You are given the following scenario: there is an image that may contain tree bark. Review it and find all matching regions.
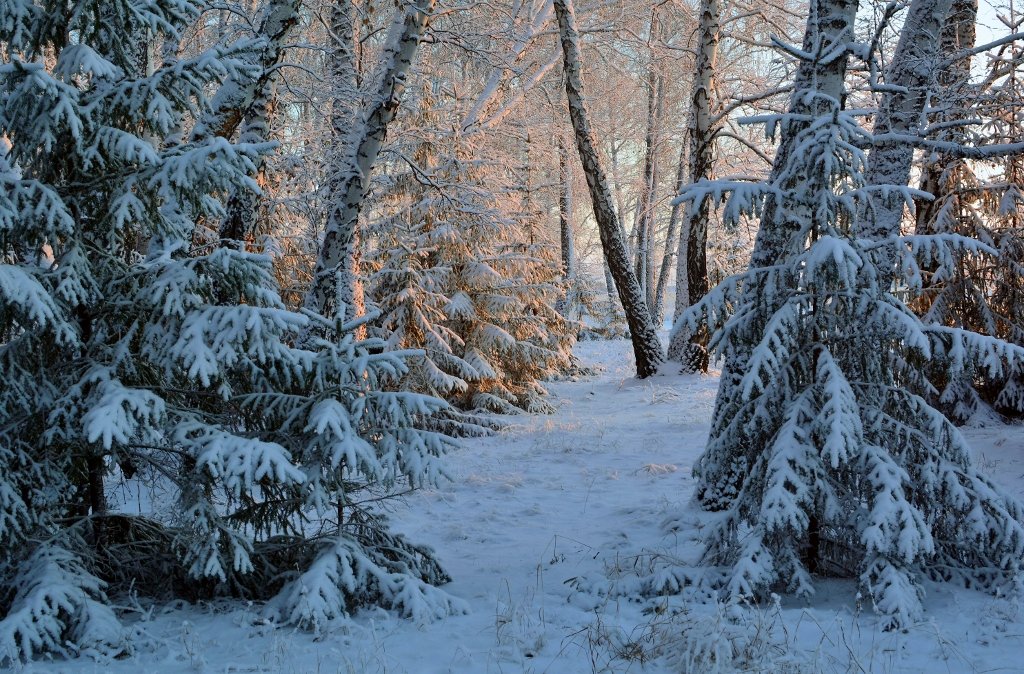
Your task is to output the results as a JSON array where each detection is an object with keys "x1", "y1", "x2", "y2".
[
  {"x1": 219, "y1": 80, "x2": 276, "y2": 245},
  {"x1": 604, "y1": 262, "x2": 617, "y2": 305},
  {"x1": 744, "y1": 0, "x2": 859, "y2": 270},
  {"x1": 914, "y1": 0, "x2": 978, "y2": 236},
  {"x1": 634, "y1": 13, "x2": 665, "y2": 317},
  {"x1": 553, "y1": 0, "x2": 663, "y2": 378},
  {"x1": 303, "y1": 0, "x2": 435, "y2": 322},
  {"x1": 558, "y1": 135, "x2": 576, "y2": 278},
  {"x1": 653, "y1": 142, "x2": 687, "y2": 327}
]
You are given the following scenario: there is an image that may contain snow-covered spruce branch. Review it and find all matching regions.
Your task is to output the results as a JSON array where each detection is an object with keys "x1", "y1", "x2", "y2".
[
  {"x1": 190, "y1": 0, "x2": 302, "y2": 144},
  {"x1": 868, "y1": 133, "x2": 1024, "y2": 159},
  {"x1": 0, "y1": 2, "x2": 464, "y2": 661}
]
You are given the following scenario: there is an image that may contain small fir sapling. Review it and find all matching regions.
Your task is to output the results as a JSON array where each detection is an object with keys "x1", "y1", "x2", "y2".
[{"x1": 367, "y1": 88, "x2": 575, "y2": 414}]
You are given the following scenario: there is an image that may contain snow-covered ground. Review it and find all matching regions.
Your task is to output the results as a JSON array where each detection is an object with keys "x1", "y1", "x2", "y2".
[{"x1": 24, "y1": 339, "x2": 1024, "y2": 673}]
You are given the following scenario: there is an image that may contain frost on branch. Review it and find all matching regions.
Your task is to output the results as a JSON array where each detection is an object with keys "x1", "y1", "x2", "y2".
[{"x1": 268, "y1": 532, "x2": 467, "y2": 631}]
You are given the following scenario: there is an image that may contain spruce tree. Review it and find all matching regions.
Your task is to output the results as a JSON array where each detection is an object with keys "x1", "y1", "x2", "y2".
[
  {"x1": 0, "y1": 1, "x2": 460, "y2": 661},
  {"x1": 368, "y1": 90, "x2": 575, "y2": 414},
  {"x1": 682, "y1": 29, "x2": 1024, "y2": 627}
]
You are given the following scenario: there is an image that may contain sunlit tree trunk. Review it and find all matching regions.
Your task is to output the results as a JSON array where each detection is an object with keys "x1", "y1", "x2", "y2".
[
  {"x1": 653, "y1": 142, "x2": 687, "y2": 327},
  {"x1": 634, "y1": 12, "x2": 665, "y2": 316},
  {"x1": 914, "y1": 0, "x2": 978, "y2": 236},
  {"x1": 190, "y1": 0, "x2": 301, "y2": 144},
  {"x1": 219, "y1": 80, "x2": 276, "y2": 245},
  {"x1": 858, "y1": 0, "x2": 956, "y2": 243},
  {"x1": 558, "y1": 135, "x2": 576, "y2": 278}
]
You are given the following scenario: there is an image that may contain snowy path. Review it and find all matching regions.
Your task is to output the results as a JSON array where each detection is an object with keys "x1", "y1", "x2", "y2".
[
  {"x1": 25, "y1": 339, "x2": 1024, "y2": 673},
  {"x1": 379, "y1": 339, "x2": 719, "y2": 672}
]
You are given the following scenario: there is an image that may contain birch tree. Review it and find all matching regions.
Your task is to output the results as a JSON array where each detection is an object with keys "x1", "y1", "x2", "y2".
[
  {"x1": 304, "y1": 0, "x2": 435, "y2": 323},
  {"x1": 554, "y1": 0, "x2": 664, "y2": 378},
  {"x1": 219, "y1": 79, "x2": 278, "y2": 244},
  {"x1": 653, "y1": 143, "x2": 687, "y2": 327},
  {"x1": 913, "y1": 0, "x2": 978, "y2": 238},
  {"x1": 190, "y1": 0, "x2": 302, "y2": 144},
  {"x1": 910, "y1": 2, "x2": 1024, "y2": 421},
  {"x1": 857, "y1": 0, "x2": 955, "y2": 244},
  {"x1": 633, "y1": 11, "x2": 666, "y2": 316},
  {"x1": 559, "y1": 135, "x2": 577, "y2": 279},
  {"x1": 667, "y1": 0, "x2": 722, "y2": 370}
]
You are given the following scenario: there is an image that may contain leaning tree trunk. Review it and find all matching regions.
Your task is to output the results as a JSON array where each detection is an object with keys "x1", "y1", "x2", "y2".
[
  {"x1": 190, "y1": 0, "x2": 301, "y2": 144},
  {"x1": 697, "y1": 0, "x2": 860, "y2": 509},
  {"x1": 553, "y1": 0, "x2": 663, "y2": 378},
  {"x1": 857, "y1": 0, "x2": 956, "y2": 244},
  {"x1": 667, "y1": 0, "x2": 722, "y2": 371},
  {"x1": 303, "y1": 0, "x2": 434, "y2": 323},
  {"x1": 461, "y1": 0, "x2": 555, "y2": 133},
  {"x1": 196, "y1": 0, "x2": 301, "y2": 249}
]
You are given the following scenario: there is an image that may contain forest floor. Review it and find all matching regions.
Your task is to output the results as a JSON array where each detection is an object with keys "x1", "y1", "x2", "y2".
[{"x1": 25, "y1": 338, "x2": 1024, "y2": 673}]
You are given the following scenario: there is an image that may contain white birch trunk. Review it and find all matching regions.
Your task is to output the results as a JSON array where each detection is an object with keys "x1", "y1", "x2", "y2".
[
  {"x1": 215, "y1": 1, "x2": 305, "y2": 245},
  {"x1": 914, "y1": 0, "x2": 978, "y2": 235},
  {"x1": 553, "y1": 0, "x2": 663, "y2": 378},
  {"x1": 219, "y1": 80, "x2": 276, "y2": 244},
  {"x1": 303, "y1": 0, "x2": 435, "y2": 322},
  {"x1": 745, "y1": 0, "x2": 859, "y2": 268},
  {"x1": 667, "y1": 0, "x2": 721, "y2": 368},
  {"x1": 558, "y1": 135, "x2": 576, "y2": 278},
  {"x1": 652, "y1": 142, "x2": 687, "y2": 328},
  {"x1": 858, "y1": 0, "x2": 956, "y2": 242},
  {"x1": 633, "y1": 27, "x2": 664, "y2": 318}
]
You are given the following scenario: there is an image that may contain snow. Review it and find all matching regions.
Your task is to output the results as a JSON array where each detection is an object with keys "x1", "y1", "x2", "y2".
[{"x1": 23, "y1": 337, "x2": 1024, "y2": 673}]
